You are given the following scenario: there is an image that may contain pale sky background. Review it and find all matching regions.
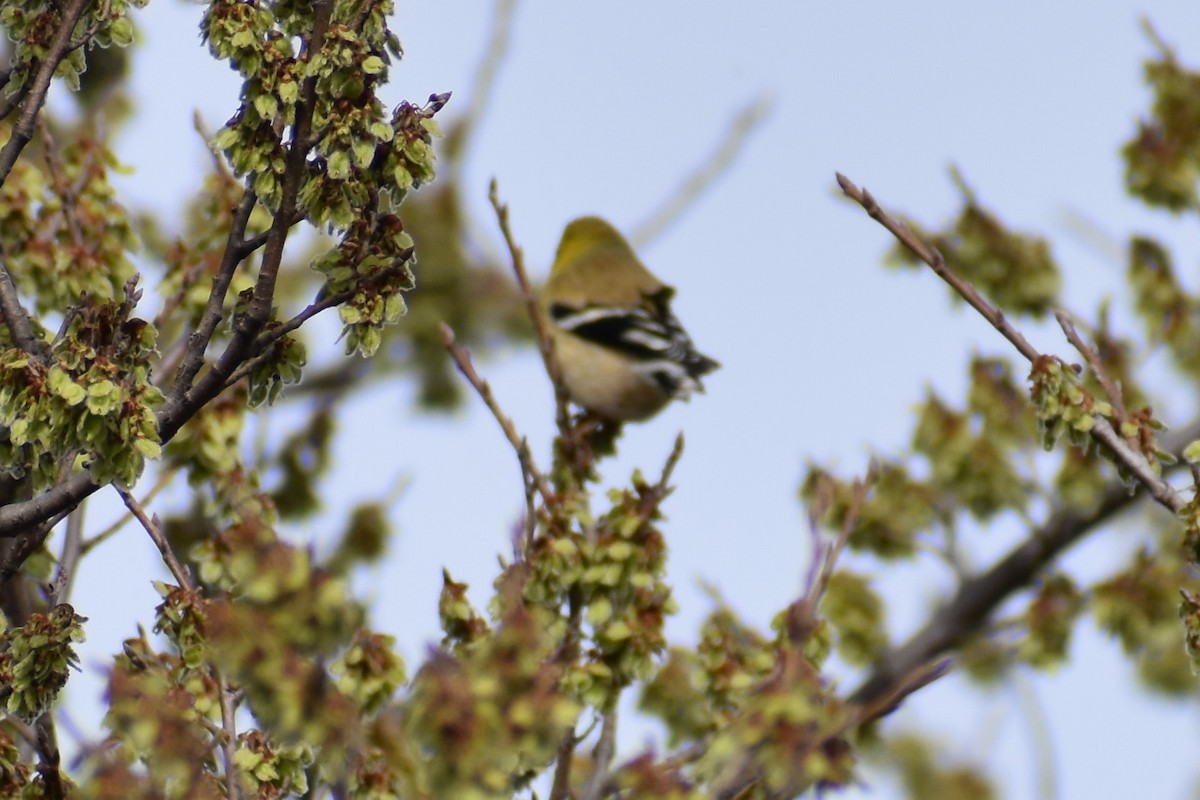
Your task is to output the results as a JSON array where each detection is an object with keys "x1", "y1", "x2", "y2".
[{"x1": 53, "y1": 3, "x2": 1200, "y2": 797}]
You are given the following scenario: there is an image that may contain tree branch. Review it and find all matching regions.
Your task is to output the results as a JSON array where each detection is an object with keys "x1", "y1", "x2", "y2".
[
  {"x1": 0, "y1": 0, "x2": 93, "y2": 186},
  {"x1": 0, "y1": 493, "x2": 74, "y2": 548},
  {"x1": 116, "y1": 487, "x2": 192, "y2": 589},
  {"x1": 850, "y1": 418, "x2": 1200, "y2": 710},
  {"x1": 836, "y1": 173, "x2": 1040, "y2": 361},
  {"x1": 581, "y1": 710, "x2": 618, "y2": 800},
  {"x1": 0, "y1": 66, "x2": 30, "y2": 121},
  {"x1": 0, "y1": 248, "x2": 45, "y2": 356},
  {"x1": 115, "y1": 485, "x2": 241, "y2": 798},
  {"x1": 34, "y1": 713, "x2": 64, "y2": 800},
  {"x1": 169, "y1": 189, "x2": 260, "y2": 402},
  {"x1": 1055, "y1": 310, "x2": 1130, "y2": 427},
  {"x1": 161, "y1": 1, "x2": 333, "y2": 440},
  {"x1": 837, "y1": 170, "x2": 1198, "y2": 712},
  {"x1": 630, "y1": 96, "x2": 772, "y2": 248},
  {"x1": 488, "y1": 180, "x2": 571, "y2": 433},
  {"x1": 440, "y1": 322, "x2": 555, "y2": 509},
  {"x1": 835, "y1": 172, "x2": 1185, "y2": 514},
  {"x1": 1, "y1": 4, "x2": 343, "y2": 540}
]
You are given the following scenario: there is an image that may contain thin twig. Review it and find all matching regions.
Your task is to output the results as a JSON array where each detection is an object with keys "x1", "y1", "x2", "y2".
[
  {"x1": 581, "y1": 710, "x2": 618, "y2": 800},
  {"x1": 1054, "y1": 309, "x2": 1130, "y2": 427},
  {"x1": 117, "y1": 484, "x2": 241, "y2": 797},
  {"x1": 115, "y1": 487, "x2": 193, "y2": 590},
  {"x1": 655, "y1": 434, "x2": 686, "y2": 494},
  {"x1": 518, "y1": 439, "x2": 538, "y2": 556},
  {"x1": 236, "y1": 208, "x2": 306, "y2": 258},
  {"x1": 216, "y1": 666, "x2": 242, "y2": 800},
  {"x1": 49, "y1": 503, "x2": 85, "y2": 606},
  {"x1": 849, "y1": 657, "x2": 953, "y2": 728},
  {"x1": 836, "y1": 172, "x2": 1185, "y2": 515},
  {"x1": 81, "y1": 467, "x2": 176, "y2": 555},
  {"x1": 458, "y1": 0, "x2": 518, "y2": 157},
  {"x1": 634, "y1": 433, "x2": 686, "y2": 528},
  {"x1": 170, "y1": 190, "x2": 260, "y2": 401},
  {"x1": 0, "y1": 249, "x2": 44, "y2": 356},
  {"x1": 37, "y1": 117, "x2": 83, "y2": 248},
  {"x1": 440, "y1": 322, "x2": 555, "y2": 509},
  {"x1": 786, "y1": 463, "x2": 875, "y2": 645},
  {"x1": 488, "y1": 180, "x2": 571, "y2": 433},
  {"x1": 836, "y1": 172, "x2": 1040, "y2": 363},
  {"x1": 34, "y1": 714, "x2": 64, "y2": 800},
  {"x1": 806, "y1": 461, "x2": 875, "y2": 608},
  {"x1": 115, "y1": 486, "x2": 241, "y2": 798},
  {"x1": 220, "y1": 252, "x2": 415, "y2": 393},
  {"x1": 630, "y1": 97, "x2": 773, "y2": 248},
  {"x1": 548, "y1": 584, "x2": 586, "y2": 800},
  {"x1": 713, "y1": 652, "x2": 951, "y2": 800},
  {"x1": 548, "y1": 726, "x2": 579, "y2": 800}
]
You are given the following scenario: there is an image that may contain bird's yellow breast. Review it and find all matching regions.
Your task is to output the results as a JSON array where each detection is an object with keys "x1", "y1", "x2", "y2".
[{"x1": 549, "y1": 327, "x2": 670, "y2": 421}]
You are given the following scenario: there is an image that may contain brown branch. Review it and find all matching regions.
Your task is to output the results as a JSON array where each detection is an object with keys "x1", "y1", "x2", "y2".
[
  {"x1": 34, "y1": 714, "x2": 64, "y2": 800},
  {"x1": 0, "y1": 509, "x2": 69, "y2": 572},
  {"x1": 216, "y1": 666, "x2": 242, "y2": 800},
  {"x1": 0, "y1": 248, "x2": 44, "y2": 356},
  {"x1": 836, "y1": 172, "x2": 1185, "y2": 515},
  {"x1": 81, "y1": 467, "x2": 176, "y2": 555},
  {"x1": 0, "y1": 66, "x2": 30, "y2": 121},
  {"x1": 166, "y1": 0, "x2": 333, "y2": 428},
  {"x1": 488, "y1": 180, "x2": 571, "y2": 433},
  {"x1": 220, "y1": 251, "x2": 416, "y2": 393},
  {"x1": 633, "y1": 433, "x2": 685, "y2": 529},
  {"x1": 170, "y1": 190, "x2": 260, "y2": 402},
  {"x1": 786, "y1": 464, "x2": 875, "y2": 646},
  {"x1": 37, "y1": 117, "x2": 84, "y2": 248},
  {"x1": 1054, "y1": 309, "x2": 1129, "y2": 427},
  {"x1": 114, "y1": 490, "x2": 241, "y2": 798},
  {"x1": 548, "y1": 725, "x2": 579, "y2": 800},
  {"x1": 0, "y1": 5, "x2": 351, "y2": 542},
  {"x1": 0, "y1": 0, "x2": 92, "y2": 186},
  {"x1": 236, "y1": 208, "x2": 306, "y2": 257},
  {"x1": 806, "y1": 462, "x2": 874, "y2": 607},
  {"x1": 849, "y1": 658, "x2": 953, "y2": 727},
  {"x1": 458, "y1": 0, "x2": 518, "y2": 158},
  {"x1": 440, "y1": 322, "x2": 555, "y2": 509},
  {"x1": 849, "y1": 419, "x2": 1200, "y2": 710},
  {"x1": 581, "y1": 710, "x2": 619, "y2": 800},
  {"x1": 116, "y1": 487, "x2": 193, "y2": 590},
  {"x1": 48, "y1": 505, "x2": 85, "y2": 606},
  {"x1": 157, "y1": 208, "x2": 312, "y2": 393},
  {"x1": 835, "y1": 172, "x2": 1040, "y2": 363},
  {"x1": 836, "y1": 170, "x2": 1198, "y2": 716},
  {"x1": 629, "y1": 96, "x2": 773, "y2": 248},
  {"x1": 514, "y1": 439, "x2": 538, "y2": 558},
  {"x1": 549, "y1": 587, "x2": 587, "y2": 800},
  {"x1": 714, "y1": 656, "x2": 950, "y2": 800}
]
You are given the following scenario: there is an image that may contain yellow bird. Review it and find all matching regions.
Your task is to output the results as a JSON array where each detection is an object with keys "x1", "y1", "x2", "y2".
[{"x1": 542, "y1": 217, "x2": 719, "y2": 422}]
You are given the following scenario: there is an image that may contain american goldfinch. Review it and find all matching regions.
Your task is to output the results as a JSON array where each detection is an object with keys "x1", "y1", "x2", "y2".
[{"x1": 542, "y1": 216, "x2": 719, "y2": 422}]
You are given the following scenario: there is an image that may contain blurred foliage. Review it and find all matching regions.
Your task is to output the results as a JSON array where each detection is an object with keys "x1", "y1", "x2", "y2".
[
  {"x1": 1, "y1": 3, "x2": 1200, "y2": 800},
  {"x1": 877, "y1": 734, "x2": 995, "y2": 800},
  {"x1": 1122, "y1": 25, "x2": 1200, "y2": 211},
  {"x1": 887, "y1": 170, "x2": 1061, "y2": 317}
]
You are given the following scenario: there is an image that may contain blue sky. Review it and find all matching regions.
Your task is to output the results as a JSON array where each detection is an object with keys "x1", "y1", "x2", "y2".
[{"x1": 60, "y1": 3, "x2": 1200, "y2": 797}]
